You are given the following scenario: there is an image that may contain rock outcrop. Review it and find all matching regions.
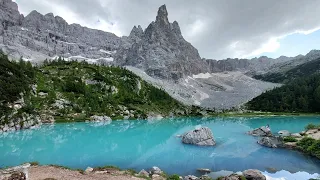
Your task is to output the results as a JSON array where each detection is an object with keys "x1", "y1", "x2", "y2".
[
  {"x1": 247, "y1": 126, "x2": 272, "y2": 137},
  {"x1": 182, "y1": 127, "x2": 215, "y2": 146},
  {"x1": 278, "y1": 130, "x2": 290, "y2": 137},
  {"x1": 242, "y1": 169, "x2": 266, "y2": 180},
  {"x1": 257, "y1": 136, "x2": 283, "y2": 148},
  {"x1": 89, "y1": 115, "x2": 112, "y2": 123},
  {"x1": 0, "y1": 113, "x2": 41, "y2": 133}
]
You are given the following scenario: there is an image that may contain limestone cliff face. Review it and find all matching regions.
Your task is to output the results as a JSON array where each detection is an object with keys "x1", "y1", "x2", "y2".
[
  {"x1": 0, "y1": 0, "x2": 120, "y2": 61},
  {"x1": 114, "y1": 5, "x2": 209, "y2": 80}
]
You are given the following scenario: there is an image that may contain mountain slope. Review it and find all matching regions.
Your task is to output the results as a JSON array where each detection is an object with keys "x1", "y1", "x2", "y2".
[
  {"x1": 247, "y1": 74, "x2": 320, "y2": 112},
  {"x1": 254, "y1": 56, "x2": 320, "y2": 83}
]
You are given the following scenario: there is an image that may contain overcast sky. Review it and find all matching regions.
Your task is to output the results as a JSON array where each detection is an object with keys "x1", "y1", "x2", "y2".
[{"x1": 14, "y1": 0, "x2": 320, "y2": 59}]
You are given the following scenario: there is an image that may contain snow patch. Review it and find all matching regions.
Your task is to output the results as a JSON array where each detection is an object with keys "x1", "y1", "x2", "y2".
[
  {"x1": 21, "y1": 27, "x2": 28, "y2": 31},
  {"x1": 193, "y1": 73, "x2": 212, "y2": 79},
  {"x1": 99, "y1": 49, "x2": 114, "y2": 54}
]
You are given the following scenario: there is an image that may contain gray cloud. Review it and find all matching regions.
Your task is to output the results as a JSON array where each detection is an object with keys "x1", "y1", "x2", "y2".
[{"x1": 15, "y1": 0, "x2": 320, "y2": 59}]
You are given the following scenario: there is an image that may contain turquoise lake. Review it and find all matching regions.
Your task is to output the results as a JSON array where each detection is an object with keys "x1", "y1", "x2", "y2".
[{"x1": 1, "y1": 116, "x2": 320, "y2": 178}]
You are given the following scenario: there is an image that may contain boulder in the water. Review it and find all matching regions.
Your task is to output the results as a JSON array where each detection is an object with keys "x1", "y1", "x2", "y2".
[
  {"x1": 182, "y1": 127, "x2": 216, "y2": 146},
  {"x1": 257, "y1": 136, "x2": 283, "y2": 148},
  {"x1": 247, "y1": 126, "x2": 272, "y2": 137},
  {"x1": 242, "y1": 169, "x2": 266, "y2": 180},
  {"x1": 278, "y1": 130, "x2": 290, "y2": 137}
]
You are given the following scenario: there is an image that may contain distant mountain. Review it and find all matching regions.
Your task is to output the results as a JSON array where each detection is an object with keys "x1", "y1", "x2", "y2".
[{"x1": 254, "y1": 53, "x2": 320, "y2": 83}]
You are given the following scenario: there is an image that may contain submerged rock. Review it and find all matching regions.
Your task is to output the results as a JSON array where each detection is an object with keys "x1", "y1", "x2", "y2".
[
  {"x1": 242, "y1": 169, "x2": 266, "y2": 180},
  {"x1": 247, "y1": 126, "x2": 272, "y2": 137},
  {"x1": 258, "y1": 136, "x2": 283, "y2": 148},
  {"x1": 182, "y1": 127, "x2": 215, "y2": 146},
  {"x1": 197, "y1": 168, "x2": 211, "y2": 173},
  {"x1": 278, "y1": 130, "x2": 290, "y2": 137}
]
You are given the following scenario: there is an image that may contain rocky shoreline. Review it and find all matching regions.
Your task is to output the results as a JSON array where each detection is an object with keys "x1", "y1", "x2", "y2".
[
  {"x1": 248, "y1": 125, "x2": 320, "y2": 159},
  {"x1": 0, "y1": 163, "x2": 267, "y2": 180}
]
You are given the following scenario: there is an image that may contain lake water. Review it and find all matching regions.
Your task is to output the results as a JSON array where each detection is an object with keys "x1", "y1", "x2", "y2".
[{"x1": 1, "y1": 116, "x2": 320, "y2": 179}]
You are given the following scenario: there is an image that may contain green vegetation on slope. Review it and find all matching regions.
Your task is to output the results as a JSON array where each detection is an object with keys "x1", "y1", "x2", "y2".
[
  {"x1": 1, "y1": 54, "x2": 195, "y2": 124},
  {"x1": 297, "y1": 137, "x2": 320, "y2": 159},
  {"x1": 0, "y1": 52, "x2": 36, "y2": 118},
  {"x1": 254, "y1": 57, "x2": 320, "y2": 83},
  {"x1": 32, "y1": 59, "x2": 188, "y2": 120},
  {"x1": 247, "y1": 74, "x2": 320, "y2": 113}
]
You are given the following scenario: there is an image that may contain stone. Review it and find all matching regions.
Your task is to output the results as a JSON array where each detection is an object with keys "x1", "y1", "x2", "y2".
[
  {"x1": 242, "y1": 169, "x2": 266, "y2": 180},
  {"x1": 306, "y1": 130, "x2": 320, "y2": 140},
  {"x1": 84, "y1": 167, "x2": 93, "y2": 174},
  {"x1": 90, "y1": 115, "x2": 112, "y2": 123},
  {"x1": 149, "y1": 166, "x2": 163, "y2": 175},
  {"x1": 291, "y1": 133, "x2": 302, "y2": 138},
  {"x1": 257, "y1": 136, "x2": 283, "y2": 148},
  {"x1": 152, "y1": 174, "x2": 160, "y2": 178},
  {"x1": 248, "y1": 126, "x2": 272, "y2": 137},
  {"x1": 182, "y1": 127, "x2": 215, "y2": 146},
  {"x1": 183, "y1": 175, "x2": 198, "y2": 180},
  {"x1": 52, "y1": 99, "x2": 71, "y2": 109},
  {"x1": 219, "y1": 174, "x2": 243, "y2": 180},
  {"x1": 38, "y1": 92, "x2": 48, "y2": 97},
  {"x1": 40, "y1": 114, "x2": 55, "y2": 123},
  {"x1": 278, "y1": 130, "x2": 290, "y2": 137},
  {"x1": 138, "y1": 169, "x2": 149, "y2": 177},
  {"x1": 284, "y1": 142, "x2": 297, "y2": 149},
  {"x1": 197, "y1": 168, "x2": 211, "y2": 173}
]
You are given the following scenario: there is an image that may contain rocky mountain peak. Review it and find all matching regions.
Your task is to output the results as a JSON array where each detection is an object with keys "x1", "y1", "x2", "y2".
[
  {"x1": 129, "y1": 25, "x2": 143, "y2": 37},
  {"x1": 0, "y1": 0, "x2": 18, "y2": 11},
  {"x1": 114, "y1": 4, "x2": 208, "y2": 80},
  {"x1": 156, "y1": 4, "x2": 169, "y2": 27}
]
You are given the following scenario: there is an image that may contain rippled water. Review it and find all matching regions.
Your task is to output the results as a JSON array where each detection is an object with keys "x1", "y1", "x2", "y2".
[{"x1": 1, "y1": 116, "x2": 320, "y2": 179}]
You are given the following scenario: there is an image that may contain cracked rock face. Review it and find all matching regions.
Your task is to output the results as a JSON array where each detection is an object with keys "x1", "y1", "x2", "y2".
[{"x1": 182, "y1": 127, "x2": 216, "y2": 146}]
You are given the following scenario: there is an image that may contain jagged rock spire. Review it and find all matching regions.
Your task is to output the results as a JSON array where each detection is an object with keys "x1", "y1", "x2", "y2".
[{"x1": 156, "y1": 4, "x2": 169, "y2": 26}]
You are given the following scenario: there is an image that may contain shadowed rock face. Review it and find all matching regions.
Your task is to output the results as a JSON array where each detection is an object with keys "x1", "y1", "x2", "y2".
[{"x1": 114, "y1": 4, "x2": 209, "y2": 80}]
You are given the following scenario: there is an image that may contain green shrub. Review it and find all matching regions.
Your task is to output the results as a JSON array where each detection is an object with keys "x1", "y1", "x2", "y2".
[
  {"x1": 29, "y1": 161, "x2": 39, "y2": 166},
  {"x1": 297, "y1": 137, "x2": 316, "y2": 151},
  {"x1": 167, "y1": 174, "x2": 180, "y2": 180},
  {"x1": 283, "y1": 136, "x2": 298, "y2": 142},
  {"x1": 306, "y1": 123, "x2": 320, "y2": 130},
  {"x1": 307, "y1": 140, "x2": 320, "y2": 158}
]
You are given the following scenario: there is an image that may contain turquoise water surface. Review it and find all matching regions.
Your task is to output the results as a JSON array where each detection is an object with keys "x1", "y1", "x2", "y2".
[{"x1": 1, "y1": 116, "x2": 320, "y2": 178}]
